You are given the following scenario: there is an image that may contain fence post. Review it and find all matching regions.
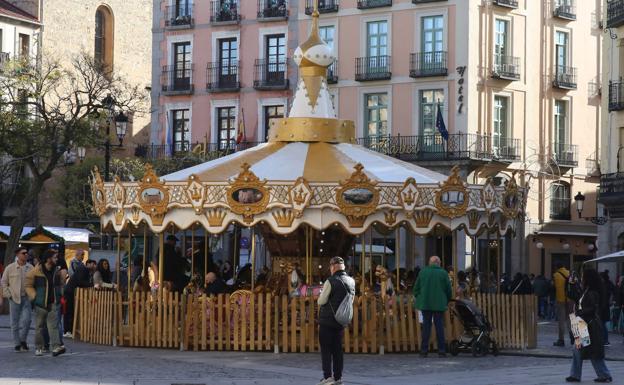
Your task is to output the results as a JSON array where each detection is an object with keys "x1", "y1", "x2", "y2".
[
  {"x1": 180, "y1": 293, "x2": 186, "y2": 351},
  {"x1": 112, "y1": 289, "x2": 118, "y2": 347}
]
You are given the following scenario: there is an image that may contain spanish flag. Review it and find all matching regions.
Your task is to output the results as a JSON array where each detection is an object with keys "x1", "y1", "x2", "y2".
[{"x1": 236, "y1": 108, "x2": 246, "y2": 144}]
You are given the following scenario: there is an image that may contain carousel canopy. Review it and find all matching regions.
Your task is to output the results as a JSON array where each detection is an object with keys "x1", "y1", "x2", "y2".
[{"x1": 91, "y1": 3, "x2": 526, "y2": 236}]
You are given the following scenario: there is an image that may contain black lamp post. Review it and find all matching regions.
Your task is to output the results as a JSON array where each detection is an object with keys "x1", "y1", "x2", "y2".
[
  {"x1": 63, "y1": 147, "x2": 76, "y2": 227},
  {"x1": 574, "y1": 191, "x2": 608, "y2": 225},
  {"x1": 100, "y1": 94, "x2": 128, "y2": 182}
]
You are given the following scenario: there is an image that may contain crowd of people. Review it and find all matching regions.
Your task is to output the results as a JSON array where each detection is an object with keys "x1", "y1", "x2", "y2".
[{"x1": 0, "y1": 247, "x2": 115, "y2": 357}]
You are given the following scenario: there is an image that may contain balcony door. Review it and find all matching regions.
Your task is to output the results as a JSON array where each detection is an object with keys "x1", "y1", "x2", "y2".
[
  {"x1": 419, "y1": 89, "x2": 445, "y2": 154},
  {"x1": 218, "y1": 107, "x2": 236, "y2": 150},
  {"x1": 494, "y1": 19, "x2": 509, "y2": 72},
  {"x1": 555, "y1": 31, "x2": 569, "y2": 79},
  {"x1": 366, "y1": 21, "x2": 388, "y2": 71},
  {"x1": 175, "y1": 0, "x2": 191, "y2": 18},
  {"x1": 172, "y1": 109, "x2": 190, "y2": 154},
  {"x1": 266, "y1": 34, "x2": 286, "y2": 84},
  {"x1": 364, "y1": 93, "x2": 388, "y2": 140},
  {"x1": 550, "y1": 182, "x2": 571, "y2": 220},
  {"x1": 421, "y1": 15, "x2": 443, "y2": 70},
  {"x1": 218, "y1": 38, "x2": 238, "y2": 87},
  {"x1": 493, "y1": 96, "x2": 509, "y2": 157},
  {"x1": 263, "y1": 105, "x2": 284, "y2": 142},
  {"x1": 554, "y1": 100, "x2": 569, "y2": 158},
  {"x1": 173, "y1": 42, "x2": 192, "y2": 90}
]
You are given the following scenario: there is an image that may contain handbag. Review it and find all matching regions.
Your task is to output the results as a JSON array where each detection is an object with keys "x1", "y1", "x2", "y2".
[{"x1": 570, "y1": 313, "x2": 591, "y2": 348}]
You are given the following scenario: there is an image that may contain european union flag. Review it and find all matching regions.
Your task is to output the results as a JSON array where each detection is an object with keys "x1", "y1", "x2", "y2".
[{"x1": 435, "y1": 103, "x2": 448, "y2": 141}]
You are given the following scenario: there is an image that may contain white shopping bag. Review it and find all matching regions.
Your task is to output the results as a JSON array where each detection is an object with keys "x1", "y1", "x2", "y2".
[{"x1": 570, "y1": 314, "x2": 591, "y2": 348}]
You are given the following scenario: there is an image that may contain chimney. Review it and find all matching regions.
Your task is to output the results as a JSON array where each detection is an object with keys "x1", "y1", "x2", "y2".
[{"x1": 4, "y1": 0, "x2": 40, "y2": 20}]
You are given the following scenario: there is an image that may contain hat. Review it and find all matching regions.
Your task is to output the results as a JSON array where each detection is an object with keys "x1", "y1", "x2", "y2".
[
  {"x1": 166, "y1": 235, "x2": 179, "y2": 242},
  {"x1": 330, "y1": 256, "x2": 344, "y2": 265}
]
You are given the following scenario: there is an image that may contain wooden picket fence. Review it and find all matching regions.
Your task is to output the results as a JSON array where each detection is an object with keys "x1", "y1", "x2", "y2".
[{"x1": 73, "y1": 289, "x2": 537, "y2": 352}]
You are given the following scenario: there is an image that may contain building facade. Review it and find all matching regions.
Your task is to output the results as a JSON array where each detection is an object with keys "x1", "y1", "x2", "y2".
[{"x1": 148, "y1": 0, "x2": 601, "y2": 278}]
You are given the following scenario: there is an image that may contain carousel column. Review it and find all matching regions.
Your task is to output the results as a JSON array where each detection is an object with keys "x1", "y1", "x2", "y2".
[
  {"x1": 251, "y1": 227, "x2": 256, "y2": 290},
  {"x1": 452, "y1": 229, "x2": 458, "y2": 293},
  {"x1": 204, "y1": 229, "x2": 209, "y2": 279},
  {"x1": 395, "y1": 226, "x2": 400, "y2": 292},
  {"x1": 143, "y1": 226, "x2": 147, "y2": 281},
  {"x1": 116, "y1": 232, "x2": 121, "y2": 290},
  {"x1": 497, "y1": 228, "x2": 502, "y2": 293},
  {"x1": 158, "y1": 232, "x2": 164, "y2": 293},
  {"x1": 191, "y1": 224, "x2": 195, "y2": 280},
  {"x1": 127, "y1": 231, "x2": 132, "y2": 299}
]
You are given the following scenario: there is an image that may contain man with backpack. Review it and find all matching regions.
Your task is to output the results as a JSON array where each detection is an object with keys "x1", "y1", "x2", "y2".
[
  {"x1": 553, "y1": 262, "x2": 571, "y2": 346},
  {"x1": 413, "y1": 255, "x2": 452, "y2": 357},
  {"x1": 317, "y1": 256, "x2": 355, "y2": 385}
]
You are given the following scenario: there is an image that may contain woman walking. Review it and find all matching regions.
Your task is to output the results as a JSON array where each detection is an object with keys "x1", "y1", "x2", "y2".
[{"x1": 566, "y1": 268, "x2": 613, "y2": 383}]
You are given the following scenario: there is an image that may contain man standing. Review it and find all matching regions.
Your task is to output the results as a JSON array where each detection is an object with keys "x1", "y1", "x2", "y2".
[
  {"x1": 413, "y1": 255, "x2": 452, "y2": 357},
  {"x1": 553, "y1": 262, "x2": 570, "y2": 346},
  {"x1": 1, "y1": 247, "x2": 33, "y2": 352},
  {"x1": 317, "y1": 257, "x2": 355, "y2": 385},
  {"x1": 25, "y1": 249, "x2": 65, "y2": 357},
  {"x1": 68, "y1": 249, "x2": 85, "y2": 277},
  {"x1": 63, "y1": 252, "x2": 93, "y2": 338}
]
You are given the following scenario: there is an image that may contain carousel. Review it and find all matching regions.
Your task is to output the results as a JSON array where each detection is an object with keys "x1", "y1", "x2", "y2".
[{"x1": 83, "y1": 2, "x2": 531, "y2": 352}]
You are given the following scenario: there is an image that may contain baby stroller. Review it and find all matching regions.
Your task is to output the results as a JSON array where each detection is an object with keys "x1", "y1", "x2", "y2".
[{"x1": 448, "y1": 299, "x2": 498, "y2": 357}]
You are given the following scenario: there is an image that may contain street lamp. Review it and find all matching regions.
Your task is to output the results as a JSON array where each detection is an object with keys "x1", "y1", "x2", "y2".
[
  {"x1": 573, "y1": 191, "x2": 608, "y2": 225},
  {"x1": 63, "y1": 147, "x2": 76, "y2": 227},
  {"x1": 115, "y1": 112, "x2": 128, "y2": 145},
  {"x1": 99, "y1": 94, "x2": 128, "y2": 182}
]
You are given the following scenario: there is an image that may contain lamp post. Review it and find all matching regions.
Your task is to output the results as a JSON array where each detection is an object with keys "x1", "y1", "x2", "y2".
[
  {"x1": 100, "y1": 94, "x2": 128, "y2": 182},
  {"x1": 574, "y1": 191, "x2": 607, "y2": 225},
  {"x1": 63, "y1": 147, "x2": 76, "y2": 227}
]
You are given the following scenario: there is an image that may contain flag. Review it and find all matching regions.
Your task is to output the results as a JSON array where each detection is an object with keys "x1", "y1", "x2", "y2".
[
  {"x1": 236, "y1": 108, "x2": 246, "y2": 144},
  {"x1": 435, "y1": 102, "x2": 448, "y2": 141}
]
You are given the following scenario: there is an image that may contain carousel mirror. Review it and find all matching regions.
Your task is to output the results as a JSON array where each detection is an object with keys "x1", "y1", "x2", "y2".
[
  {"x1": 440, "y1": 190, "x2": 465, "y2": 207},
  {"x1": 96, "y1": 190, "x2": 104, "y2": 202},
  {"x1": 232, "y1": 188, "x2": 264, "y2": 204},
  {"x1": 342, "y1": 188, "x2": 374, "y2": 205},
  {"x1": 141, "y1": 188, "x2": 165, "y2": 204}
]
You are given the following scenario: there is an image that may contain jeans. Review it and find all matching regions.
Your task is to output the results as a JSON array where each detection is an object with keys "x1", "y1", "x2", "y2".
[
  {"x1": 42, "y1": 304, "x2": 64, "y2": 348},
  {"x1": 421, "y1": 310, "x2": 446, "y2": 353},
  {"x1": 538, "y1": 296, "x2": 547, "y2": 318},
  {"x1": 319, "y1": 325, "x2": 344, "y2": 381},
  {"x1": 64, "y1": 290, "x2": 74, "y2": 335},
  {"x1": 34, "y1": 306, "x2": 61, "y2": 350},
  {"x1": 569, "y1": 346, "x2": 611, "y2": 379},
  {"x1": 603, "y1": 321, "x2": 610, "y2": 344},
  {"x1": 557, "y1": 302, "x2": 571, "y2": 342},
  {"x1": 9, "y1": 296, "x2": 32, "y2": 346}
]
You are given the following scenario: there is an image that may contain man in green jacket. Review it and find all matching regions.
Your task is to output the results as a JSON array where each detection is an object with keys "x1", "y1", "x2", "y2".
[{"x1": 413, "y1": 255, "x2": 452, "y2": 357}]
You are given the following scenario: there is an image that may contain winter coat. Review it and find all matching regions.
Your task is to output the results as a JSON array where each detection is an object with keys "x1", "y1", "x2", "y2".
[
  {"x1": 533, "y1": 276, "x2": 550, "y2": 297},
  {"x1": 318, "y1": 270, "x2": 355, "y2": 329},
  {"x1": 0, "y1": 261, "x2": 33, "y2": 303},
  {"x1": 413, "y1": 264, "x2": 452, "y2": 312},
  {"x1": 575, "y1": 289, "x2": 605, "y2": 360},
  {"x1": 25, "y1": 264, "x2": 62, "y2": 310},
  {"x1": 553, "y1": 267, "x2": 569, "y2": 303}
]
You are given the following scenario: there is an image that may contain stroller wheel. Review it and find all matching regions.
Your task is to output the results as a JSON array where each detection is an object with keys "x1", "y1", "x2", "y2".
[
  {"x1": 490, "y1": 341, "x2": 499, "y2": 356},
  {"x1": 471, "y1": 339, "x2": 486, "y2": 357},
  {"x1": 449, "y1": 340, "x2": 460, "y2": 356}
]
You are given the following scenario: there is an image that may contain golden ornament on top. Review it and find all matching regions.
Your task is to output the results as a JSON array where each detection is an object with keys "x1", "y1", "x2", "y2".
[{"x1": 137, "y1": 164, "x2": 170, "y2": 226}]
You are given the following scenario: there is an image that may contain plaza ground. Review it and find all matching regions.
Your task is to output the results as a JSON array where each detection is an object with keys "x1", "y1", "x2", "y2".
[{"x1": 1, "y1": 315, "x2": 623, "y2": 385}]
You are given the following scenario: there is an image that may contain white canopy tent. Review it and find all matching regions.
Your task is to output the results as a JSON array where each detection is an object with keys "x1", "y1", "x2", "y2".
[{"x1": 585, "y1": 250, "x2": 624, "y2": 264}]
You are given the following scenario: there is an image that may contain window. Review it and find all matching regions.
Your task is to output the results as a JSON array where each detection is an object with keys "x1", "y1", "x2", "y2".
[
  {"x1": 550, "y1": 182, "x2": 571, "y2": 220},
  {"x1": 494, "y1": 19, "x2": 509, "y2": 73},
  {"x1": 266, "y1": 34, "x2": 286, "y2": 80},
  {"x1": 554, "y1": 100, "x2": 569, "y2": 146},
  {"x1": 319, "y1": 25, "x2": 335, "y2": 51},
  {"x1": 555, "y1": 31, "x2": 569, "y2": 70},
  {"x1": 18, "y1": 34, "x2": 29, "y2": 59},
  {"x1": 94, "y1": 6, "x2": 114, "y2": 72},
  {"x1": 173, "y1": 42, "x2": 192, "y2": 89},
  {"x1": 364, "y1": 93, "x2": 388, "y2": 138},
  {"x1": 422, "y1": 16, "x2": 443, "y2": 54},
  {"x1": 419, "y1": 90, "x2": 444, "y2": 136},
  {"x1": 263, "y1": 105, "x2": 284, "y2": 141},
  {"x1": 367, "y1": 21, "x2": 388, "y2": 58},
  {"x1": 172, "y1": 109, "x2": 190, "y2": 153},
  {"x1": 217, "y1": 107, "x2": 236, "y2": 149},
  {"x1": 175, "y1": 0, "x2": 191, "y2": 18},
  {"x1": 219, "y1": 38, "x2": 238, "y2": 82},
  {"x1": 493, "y1": 96, "x2": 509, "y2": 154}
]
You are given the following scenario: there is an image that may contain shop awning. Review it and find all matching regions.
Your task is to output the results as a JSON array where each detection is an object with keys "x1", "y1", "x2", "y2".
[
  {"x1": 585, "y1": 250, "x2": 624, "y2": 264},
  {"x1": 534, "y1": 223, "x2": 597, "y2": 238}
]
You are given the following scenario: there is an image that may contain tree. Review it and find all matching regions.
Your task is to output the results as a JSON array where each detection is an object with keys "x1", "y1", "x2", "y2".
[{"x1": 0, "y1": 54, "x2": 146, "y2": 266}]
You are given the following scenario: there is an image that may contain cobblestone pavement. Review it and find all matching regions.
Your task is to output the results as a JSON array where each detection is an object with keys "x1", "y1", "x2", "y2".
[{"x1": 1, "y1": 315, "x2": 623, "y2": 384}]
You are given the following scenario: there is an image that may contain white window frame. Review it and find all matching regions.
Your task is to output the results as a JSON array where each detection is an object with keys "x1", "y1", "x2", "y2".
[
  {"x1": 411, "y1": 82, "x2": 449, "y2": 136},
  {"x1": 258, "y1": 26, "x2": 288, "y2": 60},
  {"x1": 492, "y1": 94, "x2": 511, "y2": 155},
  {"x1": 414, "y1": 9, "x2": 448, "y2": 55},
  {"x1": 210, "y1": 98, "x2": 239, "y2": 144},
  {"x1": 166, "y1": 34, "x2": 193, "y2": 68},
  {"x1": 554, "y1": 28, "x2": 572, "y2": 71},
  {"x1": 359, "y1": 14, "x2": 392, "y2": 58},
  {"x1": 256, "y1": 97, "x2": 289, "y2": 142},
  {"x1": 211, "y1": 30, "x2": 240, "y2": 63}
]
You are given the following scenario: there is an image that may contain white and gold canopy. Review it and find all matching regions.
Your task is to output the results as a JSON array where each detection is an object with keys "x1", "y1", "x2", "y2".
[{"x1": 91, "y1": 4, "x2": 526, "y2": 236}]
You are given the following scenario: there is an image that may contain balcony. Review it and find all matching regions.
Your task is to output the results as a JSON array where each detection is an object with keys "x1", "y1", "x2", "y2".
[
  {"x1": 493, "y1": 0, "x2": 518, "y2": 8},
  {"x1": 356, "y1": 134, "x2": 520, "y2": 163},
  {"x1": 165, "y1": 2, "x2": 194, "y2": 29},
  {"x1": 257, "y1": 0, "x2": 288, "y2": 21},
  {"x1": 609, "y1": 81, "x2": 624, "y2": 111},
  {"x1": 327, "y1": 60, "x2": 338, "y2": 84},
  {"x1": 410, "y1": 51, "x2": 448, "y2": 78},
  {"x1": 550, "y1": 198, "x2": 571, "y2": 221},
  {"x1": 412, "y1": 0, "x2": 447, "y2": 3},
  {"x1": 551, "y1": 142, "x2": 578, "y2": 167},
  {"x1": 357, "y1": 0, "x2": 392, "y2": 9},
  {"x1": 210, "y1": 0, "x2": 241, "y2": 25},
  {"x1": 136, "y1": 141, "x2": 262, "y2": 162},
  {"x1": 161, "y1": 65, "x2": 194, "y2": 95},
  {"x1": 607, "y1": 0, "x2": 624, "y2": 28},
  {"x1": 553, "y1": 66, "x2": 577, "y2": 89},
  {"x1": 491, "y1": 55, "x2": 521, "y2": 81},
  {"x1": 305, "y1": 0, "x2": 339, "y2": 14},
  {"x1": 553, "y1": 2, "x2": 576, "y2": 20},
  {"x1": 355, "y1": 56, "x2": 391, "y2": 81},
  {"x1": 492, "y1": 136, "x2": 521, "y2": 162},
  {"x1": 206, "y1": 62, "x2": 240, "y2": 92},
  {"x1": 599, "y1": 172, "x2": 624, "y2": 216},
  {"x1": 253, "y1": 59, "x2": 289, "y2": 90}
]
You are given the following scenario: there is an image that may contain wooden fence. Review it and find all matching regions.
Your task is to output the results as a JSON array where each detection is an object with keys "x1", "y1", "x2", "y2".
[{"x1": 73, "y1": 289, "x2": 537, "y2": 352}]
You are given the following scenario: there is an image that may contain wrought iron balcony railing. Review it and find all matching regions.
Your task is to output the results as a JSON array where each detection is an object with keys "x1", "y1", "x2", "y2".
[
  {"x1": 253, "y1": 59, "x2": 289, "y2": 90},
  {"x1": 210, "y1": 0, "x2": 241, "y2": 24},
  {"x1": 599, "y1": 172, "x2": 624, "y2": 211},
  {"x1": 136, "y1": 141, "x2": 262, "y2": 161},
  {"x1": 609, "y1": 81, "x2": 624, "y2": 111},
  {"x1": 305, "y1": 0, "x2": 339, "y2": 14},
  {"x1": 165, "y1": 2, "x2": 194, "y2": 28},
  {"x1": 493, "y1": 0, "x2": 518, "y2": 8},
  {"x1": 327, "y1": 60, "x2": 338, "y2": 84},
  {"x1": 553, "y1": 2, "x2": 576, "y2": 20},
  {"x1": 257, "y1": 0, "x2": 288, "y2": 20},
  {"x1": 492, "y1": 55, "x2": 521, "y2": 80},
  {"x1": 355, "y1": 56, "x2": 391, "y2": 81},
  {"x1": 206, "y1": 62, "x2": 240, "y2": 92},
  {"x1": 410, "y1": 51, "x2": 448, "y2": 78},
  {"x1": 356, "y1": 134, "x2": 520, "y2": 163},
  {"x1": 607, "y1": 0, "x2": 624, "y2": 28},
  {"x1": 412, "y1": 0, "x2": 447, "y2": 4},
  {"x1": 161, "y1": 65, "x2": 194, "y2": 95},
  {"x1": 550, "y1": 198, "x2": 571, "y2": 220},
  {"x1": 553, "y1": 65, "x2": 577, "y2": 89},
  {"x1": 551, "y1": 142, "x2": 578, "y2": 167},
  {"x1": 357, "y1": 0, "x2": 392, "y2": 9}
]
